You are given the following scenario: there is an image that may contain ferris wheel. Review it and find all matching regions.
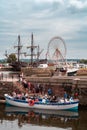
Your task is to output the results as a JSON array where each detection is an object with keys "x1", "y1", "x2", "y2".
[{"x1": 47, "y1": 36, "x2": 67, "y2": 66}]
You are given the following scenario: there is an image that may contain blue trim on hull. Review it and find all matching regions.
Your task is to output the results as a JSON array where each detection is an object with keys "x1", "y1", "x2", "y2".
[{"x1": 66, "y1": 106, "x2": 78, "y2": 111}]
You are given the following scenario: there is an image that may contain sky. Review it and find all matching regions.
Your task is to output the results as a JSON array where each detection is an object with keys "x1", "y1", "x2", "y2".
[{"x1": 0, "y1": 0, "x2": 87, "y2": 60}]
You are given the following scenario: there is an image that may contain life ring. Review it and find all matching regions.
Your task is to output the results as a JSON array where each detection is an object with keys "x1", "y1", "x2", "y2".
[{"x1": 29, "y1": 99, "x2": 35, "y2": 106}]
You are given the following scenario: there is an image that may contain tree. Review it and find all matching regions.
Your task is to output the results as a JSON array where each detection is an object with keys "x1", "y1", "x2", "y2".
[
  {"x1": 79, "y1": 59, "x2": 87, "y2": 64},
  {"x1": 7, "y1": 53, "x2": 17, "y2": 63}
]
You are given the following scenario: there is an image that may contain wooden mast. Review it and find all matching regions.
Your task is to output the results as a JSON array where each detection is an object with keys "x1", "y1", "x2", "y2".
[
  {"x1": 14, "y1": 35, "x2": 26, "y2": 62},
  {"x1": 31, "y1": 33, "x2": 35, "y2": 65},
  {"x1": 26, "y1": 33, "x2": 44, "y2": 66},
  {"x1": 27, "y1": 33, "x2": 37, "y2": 65}
]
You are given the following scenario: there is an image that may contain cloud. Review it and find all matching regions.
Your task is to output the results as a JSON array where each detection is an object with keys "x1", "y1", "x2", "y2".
[
  {"x1": 69, "y1": 0, "x2": 87, "y2": 9},
  {"x1": 35, "y1": 0, "x2": 64, "y2": 4},
  {"x1": 0, "y1": 0, "x2": 87, "y2": 59},
  {"x1": 66, "y1": 0, "x2": 87, "y2": 15}
]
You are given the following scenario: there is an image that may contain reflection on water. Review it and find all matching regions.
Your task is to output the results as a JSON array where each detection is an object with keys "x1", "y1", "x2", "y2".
[
  {"x1": 0, "y1": 104, "x2": 87, "y2": 130},
  {"x1": 5, "y1": 106, "x2": 79, "y2": 127}
]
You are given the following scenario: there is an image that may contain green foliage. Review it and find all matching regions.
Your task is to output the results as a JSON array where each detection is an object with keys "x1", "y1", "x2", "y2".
[
  {"x1": 79, "y1": 59, "x2": 87, "y2": 64},
  {"x1": 7, "y1": 53, "x2": 17, "y2": 63}
]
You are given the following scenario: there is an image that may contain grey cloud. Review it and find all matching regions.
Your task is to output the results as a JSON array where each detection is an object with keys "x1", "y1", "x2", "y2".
[{"x1": 0, "y1": 0, "x2": 87, "y2": 59}]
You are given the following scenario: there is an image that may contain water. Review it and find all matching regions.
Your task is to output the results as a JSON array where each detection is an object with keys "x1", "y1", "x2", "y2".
[{"x1": 0, "y1": 104, "x2": 87, "y2": 130}]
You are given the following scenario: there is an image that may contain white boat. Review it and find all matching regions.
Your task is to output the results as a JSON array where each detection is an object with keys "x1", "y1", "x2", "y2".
[
  {"x1": 4, "y1": 94, "x2": 79, "y2": 111},
  {"x1": 57, "y1": 66, "x2": 78, "y2": 76},
  {"x1": 67, "y1": 68, "x2": 78, "y2": 76}
]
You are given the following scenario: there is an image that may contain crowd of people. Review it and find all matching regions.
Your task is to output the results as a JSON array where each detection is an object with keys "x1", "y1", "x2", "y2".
[
  {"x1": 22, "y1": 79, "x2": 46, "y2": 95},
  {"x1": 12, "y1": 78, "x2": 75, "y2": 104},
  {"x1": 11, "y1": 73, "x2": 78, "y2": 103}
]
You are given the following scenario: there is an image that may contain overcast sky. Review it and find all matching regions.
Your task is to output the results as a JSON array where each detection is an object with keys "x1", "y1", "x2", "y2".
[{"x1": 0, "y1": 0, "x2": 87, "y2": 60}]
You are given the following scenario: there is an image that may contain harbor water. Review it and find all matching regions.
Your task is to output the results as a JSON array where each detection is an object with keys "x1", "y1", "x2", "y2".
[{"x1": 0, "y1": 104, "x2": 87, "y2": 130}]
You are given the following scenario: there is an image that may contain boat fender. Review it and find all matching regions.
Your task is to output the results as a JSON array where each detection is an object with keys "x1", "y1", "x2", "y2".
[{"x1": 29, "y1": 99, "x2": 35, "y2": 106}]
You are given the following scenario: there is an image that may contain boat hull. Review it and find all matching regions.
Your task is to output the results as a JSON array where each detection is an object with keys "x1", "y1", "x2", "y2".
[
  {"x1": 67, "y1": 68, "x2": 78, "y2": 76},
  {"x1": 4, "y1": 94, "x2": 79, "y2": 111}
]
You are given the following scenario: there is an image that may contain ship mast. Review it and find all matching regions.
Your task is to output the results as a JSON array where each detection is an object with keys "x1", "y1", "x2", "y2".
[
  {"x1": 26, "y1": 33, "x2": 44, "y2": 66},
  {"x1": 31, "y1": 33, "x2": 36, "y2": 65},
  {"x1": 14, "y1": 35, "x2": 26, "y2": 62},
  {"x1": 5, "y1": 35, "x2": 26, "y2": 62},
  {"x1": 27, "y1": 33, "x2": 38, "y2": 65}
]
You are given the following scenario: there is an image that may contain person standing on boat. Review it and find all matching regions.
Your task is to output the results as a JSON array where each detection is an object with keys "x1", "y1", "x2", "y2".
[
  {"x1": 48, "y1": 88, "x2": 52, "y2": 96},
  {"x1": 20, "y1": 72, "x2": 23, "y2": 82},
  {"x1": 12, "y1": 91, "x2": 17, "y2": 98},
  {"x1": 64, "y1": 91, "x2": 68, "y2": 101}
]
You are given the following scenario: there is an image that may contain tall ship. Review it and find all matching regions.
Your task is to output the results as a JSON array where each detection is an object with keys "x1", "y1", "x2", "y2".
[{"x1": 5, "y1": 33, "x2": 45, "y2": 71}]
